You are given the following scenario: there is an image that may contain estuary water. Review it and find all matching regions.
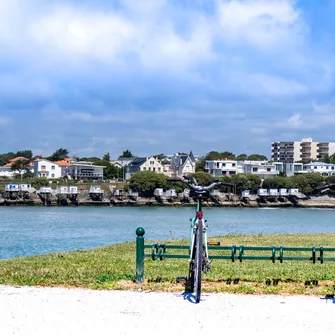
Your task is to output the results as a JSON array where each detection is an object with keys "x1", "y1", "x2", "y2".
[{"x1": 1, "y1": 206, "x2": 335, "y2": 259}]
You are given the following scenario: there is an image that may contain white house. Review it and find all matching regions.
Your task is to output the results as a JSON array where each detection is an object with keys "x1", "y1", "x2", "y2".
[
  {"x1": 300, "y1": 162, "x2": 335, "y2": 176},
  {"x1": 34, "y1": 159, "x2": 62, "y2": 178},
  {"x1": 125, "y1": 156, "x2": 165, "y2": 179},
  {"x1": 240, "y1": 161, "x2": 279, "y2": 179},
  {"x1": 205, "y1": 160, "x2": 238, "y2": 177},
  {"x1": 171, "y1": 152, "x2": 196, "y2": 177}
]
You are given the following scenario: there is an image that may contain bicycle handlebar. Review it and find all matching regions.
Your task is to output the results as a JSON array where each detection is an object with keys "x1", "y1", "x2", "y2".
[{"x1": 167, "y1": 176, "x2": 222, "y2": 191}]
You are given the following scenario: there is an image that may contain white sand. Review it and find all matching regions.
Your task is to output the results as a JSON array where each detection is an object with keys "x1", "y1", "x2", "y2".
[{"x1": 1, "y1": 285, "x2": 334, "y2": 335}]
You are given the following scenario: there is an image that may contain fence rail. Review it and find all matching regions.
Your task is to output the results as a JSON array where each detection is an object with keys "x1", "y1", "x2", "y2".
[{"x1": 135, "y1": 227, "x2": 335, "y2": 283}]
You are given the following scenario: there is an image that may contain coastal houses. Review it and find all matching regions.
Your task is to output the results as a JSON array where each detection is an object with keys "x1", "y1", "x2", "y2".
[
  {"x1": 171, "y1": 151, "x2": 196, "y2": 177},
  {"x1": 125, "y1": 156, "x2": 165, "y2": 179}
]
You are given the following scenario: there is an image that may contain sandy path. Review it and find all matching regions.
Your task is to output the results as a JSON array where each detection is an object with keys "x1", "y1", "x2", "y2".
[{"x1": 1, "y1": 285, "x2": 334, "y2": 335}]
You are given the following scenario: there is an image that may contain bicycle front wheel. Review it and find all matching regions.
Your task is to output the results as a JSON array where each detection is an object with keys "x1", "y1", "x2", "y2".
[{"x1": 194, "y1": 219, "x2": 203, "y2": 303}]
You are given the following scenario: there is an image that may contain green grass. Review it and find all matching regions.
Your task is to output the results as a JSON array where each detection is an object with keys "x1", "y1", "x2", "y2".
[{"x1": 1, "y1": 233, "x2": 335, "y2": 296}]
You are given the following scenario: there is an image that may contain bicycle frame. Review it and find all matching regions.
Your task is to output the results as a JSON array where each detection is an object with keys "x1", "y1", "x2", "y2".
[{"x1": 189, "y1": 199, "x2": 209, "y2": 271}]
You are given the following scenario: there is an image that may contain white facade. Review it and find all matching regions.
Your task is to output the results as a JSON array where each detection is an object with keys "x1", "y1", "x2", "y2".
[
  {"x1": 125, "y1": 156, "x2": 165, "y2": 179},
  {"x1": 239, "y1": 161, "x2": 278, "y2": 178},
  {"x1": 205, "y1": 160, "x2": 238, "y2": 177},
  {"x1": 34, "y1": 159, "x2": 62, "y2": 178},
  {"x1": 301, "y1": 162, "x2": 335, "y2": 176},
  {"x1": 171, "y1": 152, "x2": 196, "y2": 177}
]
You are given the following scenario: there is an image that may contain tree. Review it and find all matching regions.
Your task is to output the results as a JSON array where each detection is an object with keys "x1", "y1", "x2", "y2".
[
  {"x1": 236, "y1": 154, "x2": 248, "y2": 161},
  {"x1": 11, "y1": 158, "x2": 31, "y2": 179},
  {"x1": 103, "y1": 152, "x2": 111, "y2": 162},
  {"x1": 0, "y1": 152, "x2": 16, "y2": 166},
  {"x1": 119, "y1": 150, "x2": 133, "y2": 158},
  {"x1": 188, "y1": 171, "x2": 213, "y2": 185},
  {"x1": 129, "y1": 171, "x2": 168, "y2": 196},
  {"x1": 247, "y1": 154, "x2": 268, "y2": 161},
  {"x1": 48, "y1": 148, "x2": 69, "y2": 161},
  {"x1": 16, "y1": 150, "x2": 33, "y2": 159},
  {"x1": 93, "y1": 159, "x2": 119, "y2": 179}
]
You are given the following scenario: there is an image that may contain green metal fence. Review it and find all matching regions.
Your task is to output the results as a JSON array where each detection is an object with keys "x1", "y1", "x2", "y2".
[{"x1": 135, "y1": 227, "x2": 335, "y2": 283}]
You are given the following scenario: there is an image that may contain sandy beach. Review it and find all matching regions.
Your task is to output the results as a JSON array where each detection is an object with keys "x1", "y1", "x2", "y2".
[{"x1": 1, "y1": 285, "x2": 334, "y2": 335}]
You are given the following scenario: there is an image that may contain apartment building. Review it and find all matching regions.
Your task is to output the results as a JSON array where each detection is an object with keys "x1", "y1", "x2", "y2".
[{"x1": 271, "y1": 138, "x2": 335, "y2": 163}]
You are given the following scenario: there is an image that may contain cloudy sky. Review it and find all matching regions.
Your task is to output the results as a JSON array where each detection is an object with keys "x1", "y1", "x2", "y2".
[{"x1": 1, "y1": 0, "x2": 335, "y2": 159}]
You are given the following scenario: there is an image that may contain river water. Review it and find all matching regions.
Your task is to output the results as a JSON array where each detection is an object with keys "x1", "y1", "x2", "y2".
[{"x1": 1, "y1": 206, "x2": 335, "y2": 259}]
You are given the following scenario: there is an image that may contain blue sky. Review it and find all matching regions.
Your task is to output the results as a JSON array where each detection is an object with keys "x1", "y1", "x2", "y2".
[{"x1": 1, "y1": 0, "x2": 335, "y2": 159}]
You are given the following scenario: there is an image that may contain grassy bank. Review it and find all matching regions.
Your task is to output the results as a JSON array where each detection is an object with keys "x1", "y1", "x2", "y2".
[{"x1": 1, "y1": 233, "x2": 335, "y2": 296}]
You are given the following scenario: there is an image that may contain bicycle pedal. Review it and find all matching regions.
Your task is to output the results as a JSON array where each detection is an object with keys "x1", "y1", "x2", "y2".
[{"x1": 176, "y1": 276, "x2": 188, "y2": 284}]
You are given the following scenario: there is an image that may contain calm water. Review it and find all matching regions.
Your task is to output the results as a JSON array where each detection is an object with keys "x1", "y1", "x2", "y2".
[{"x1": 1, "y1": 206, "x2": 335, "y2": 259}]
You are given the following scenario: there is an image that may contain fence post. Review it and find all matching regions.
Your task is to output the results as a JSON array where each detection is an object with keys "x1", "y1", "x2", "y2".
[{"x1": 136, "y1": 227, "x2": 145, "y2": 283}]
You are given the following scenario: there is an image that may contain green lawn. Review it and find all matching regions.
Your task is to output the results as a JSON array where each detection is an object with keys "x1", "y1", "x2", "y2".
[{"x1": 1, "y1": 233, "x2": 335, "y2": 296}]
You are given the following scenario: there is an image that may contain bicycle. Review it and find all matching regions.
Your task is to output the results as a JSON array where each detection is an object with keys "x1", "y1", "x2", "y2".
[{"x1": 170, "y1": 176, "x2": 221, "y2": 303}]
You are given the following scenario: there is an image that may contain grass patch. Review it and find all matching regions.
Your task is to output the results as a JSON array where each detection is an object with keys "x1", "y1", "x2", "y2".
[{"x1": 1, "y1": 234, "x2": 335, "y2": 295}]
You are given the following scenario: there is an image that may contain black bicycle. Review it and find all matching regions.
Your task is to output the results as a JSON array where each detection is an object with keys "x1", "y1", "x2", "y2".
[{"x1": 171, "y1": 176, "x2": 221, "y2": 303}]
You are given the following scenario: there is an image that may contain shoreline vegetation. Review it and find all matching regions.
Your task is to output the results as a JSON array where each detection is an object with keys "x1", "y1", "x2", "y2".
[{"x1": 1, "y1": 233, "x2": 335, "y2": 296}]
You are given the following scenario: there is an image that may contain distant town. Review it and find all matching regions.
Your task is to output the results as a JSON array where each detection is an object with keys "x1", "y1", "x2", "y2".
[{"x1": 1, "y1": 138, "x2": 335, "y2": 182}]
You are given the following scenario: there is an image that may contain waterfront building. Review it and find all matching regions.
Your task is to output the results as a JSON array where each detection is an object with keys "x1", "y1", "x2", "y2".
[
  {"x1": 34, "y1": 159, "x2": 62, "y2": 178},
  {"x1": 171, "y1": 151, "x2": 196, "y2": 177},
  {"x1": 271, "y1": 138, "x2": 335, "y2": 163},
  {"x1": 0, "y1": 156, "x2": 34, "y2": 178},
  {"x1": 68, "y1": 161, "x2": 105, "y2": 180},
  {"x1": 205, "y1": 159, "x2": 238, "y2": 177},
  {"x1": 239, "y1": 161, "x2": 278, "y2": 179},
  {"x1": 125, "y1": 156, "x2": 165, "y2": 179},
  {"x1": 300, "y1": 162, "x2": 335, "y2": 176}
]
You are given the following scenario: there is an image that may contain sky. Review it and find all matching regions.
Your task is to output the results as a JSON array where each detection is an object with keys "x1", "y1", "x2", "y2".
[{"x1": 1, "y1": 0, "x2": 335, "y2": 159}]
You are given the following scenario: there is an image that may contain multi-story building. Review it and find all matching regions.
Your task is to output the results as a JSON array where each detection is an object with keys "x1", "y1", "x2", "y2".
[
  {"x1": 271, "y1": 138, "x2": 335, "y2": 163},
  {"x1": 205, "y1": 160, "x2": 238, "y2": 177}
]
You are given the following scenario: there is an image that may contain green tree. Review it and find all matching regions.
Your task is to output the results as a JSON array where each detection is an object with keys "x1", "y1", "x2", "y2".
[
  {"x1": 129, "y1": 171, "x2": 168, "y2": 196},
  {"x1": 11, "y1": 158, "x2": 31, "y2": 180},
  {"x1": 246, "y1": 175, "x2": 262, "y2": 192},
  {"x1": 119, "y1": 150, "x2": 133, "y2": 158},
  {"x1": 0, "y1": 152, "x2": 16, "y2": 166},
  {"x1": 103, "y1": 152, "x2": 111, "y2": 162},
  {"x1": 16, "y1": 150, "x2": 33, "y2": 159},
  {"x1": 188, "y1": 171, "x2": 213, "y2": 185},
  {"x1": 236, "y1": 154, "x2": 248, "y2": 161},
  {"x1": 93, "y1": 159, "x2": 119, "y2": 179},
  {"x1": 303, "y1": 172, "x2": 326, "y2": 191},
  {"x1": 326, "y1": 175, "x2": 335, "y2": 185},
  {"x1": 48, "y1": 148, "x2": 69, "y2": 161},
  {"x1": 247, "y1": 154, "x2": 268, "y2": 161}
]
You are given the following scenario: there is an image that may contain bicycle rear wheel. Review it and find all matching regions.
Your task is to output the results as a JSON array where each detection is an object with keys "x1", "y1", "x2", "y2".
[{"x1": 194, "y1": 219, "x2": 203, "y2": 303}]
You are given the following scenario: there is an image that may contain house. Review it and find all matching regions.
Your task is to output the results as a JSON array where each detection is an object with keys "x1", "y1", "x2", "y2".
[
  {"x1": 34, "y1": 159, "x2": 62, "y2": 178},
  {"x1": 300, "y1": 162, "x2": 335, "y2": 176},
  {"x1": 240, "y1": 161, "x2": 279, "y2": 179},
  {"x1": 171, "y1": 151, "x2": 196, "y2": 177},
  {"x1": 205, "y1": 159, "x2": 238, "y2": 177},
  {"x1": 0, "y1": 156, "x2": 34, "y2": 178},
  {"x1": 125, "y1": 156, "x2": 165, "y2": 179}
]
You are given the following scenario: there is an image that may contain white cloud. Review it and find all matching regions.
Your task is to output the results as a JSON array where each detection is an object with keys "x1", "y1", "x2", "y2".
[
  {"x1": 217, "y1": 0, "x2": 305, "y2": 50},
  {"x1": 287, "y1": 113, "x2": 302, "y2": 127}
]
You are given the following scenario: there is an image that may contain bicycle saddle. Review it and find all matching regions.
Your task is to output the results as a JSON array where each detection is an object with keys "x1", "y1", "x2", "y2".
[{"x1": 189, "y1": 188, "x2": 211, "y2": 199}]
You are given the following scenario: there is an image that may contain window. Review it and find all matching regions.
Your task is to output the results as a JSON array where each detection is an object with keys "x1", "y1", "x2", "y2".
[
  {"x1": 150, "y1": 161, "x2": 154, "y2": 165},
  {"x1": 222, "y1": 163, "x2": 226, "y2": 167},
  {"x1": 51, "y1": 174, "x2": 55, "y2": 178},
  {"x1": 153, "y1": 167, "x2": 156, "y2": 172},
  {"x1": 158, "y1": 168, "x2": 161, "y2": 172},
  {"x1": 232, "y1": 163, "x2": 236, "y2": 167},
  {"x1": 267, "y1": 168, "x2": 271, "y2": 172},
  {"x1": 253, "y1": 167, "x2": 258, "y2": 172},
  {"x1": 143, "y1": 167, "x2": 146, "y2": 170},
  {"x1": 41, "y1": 165, "x2": 46, "y2": 170},
  {"x1": 51, "y1": 166, "x2": 55, "y2": 170}
]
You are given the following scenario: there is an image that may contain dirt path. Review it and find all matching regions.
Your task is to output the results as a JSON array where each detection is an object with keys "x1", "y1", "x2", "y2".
[{"x1": 1, "y1": 285, "x2": 334, "y2": 334}]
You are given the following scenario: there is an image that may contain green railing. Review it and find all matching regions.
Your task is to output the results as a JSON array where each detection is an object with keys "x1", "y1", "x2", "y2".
[{"x1": 135, "y1": 227, "x2": 335, "y2": 283}]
